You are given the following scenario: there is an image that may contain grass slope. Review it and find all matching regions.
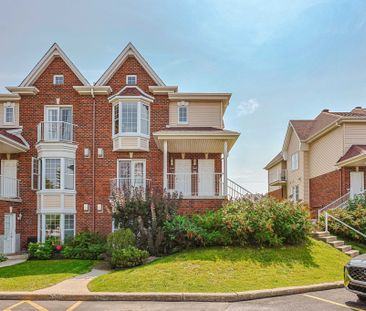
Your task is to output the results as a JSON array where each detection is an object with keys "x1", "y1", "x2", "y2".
[
  {"x1": 0, "y1": 260, "x2": 94, "y2": 291},
  {"x1": 89, "y1": 239, "x2": 349, "y2": 293}
]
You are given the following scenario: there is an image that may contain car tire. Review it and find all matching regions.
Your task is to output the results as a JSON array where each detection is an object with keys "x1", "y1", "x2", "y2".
[{"x1": 357, "y1": 295, "x2": 366, "y2": 301}]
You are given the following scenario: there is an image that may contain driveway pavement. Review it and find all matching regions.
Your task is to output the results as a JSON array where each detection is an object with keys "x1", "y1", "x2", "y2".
[{"x1": 1, "y1": 288, "x2": 365, "y2": 311}]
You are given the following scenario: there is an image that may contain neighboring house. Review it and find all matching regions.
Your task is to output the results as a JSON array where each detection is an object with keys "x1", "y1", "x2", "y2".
[
  {"x1": 265, "y1": 107, "x2": 366, "y2": 216},
  {"x1": 0, "y1": 43, "x2": 246, "y2": 254}
]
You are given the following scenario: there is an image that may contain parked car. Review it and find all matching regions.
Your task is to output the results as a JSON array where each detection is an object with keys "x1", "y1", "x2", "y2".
[{"x1": 344, "y1": 254, "x2": 366, "y2": 300}]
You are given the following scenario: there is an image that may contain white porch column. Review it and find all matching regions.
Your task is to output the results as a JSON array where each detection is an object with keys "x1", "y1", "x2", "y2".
[
  {"x1": 163, "y1": 140, "x2": 168, "y2": 191},
  {"x1": 223, "y1": 140, "x2": 228, "y2": 196}
]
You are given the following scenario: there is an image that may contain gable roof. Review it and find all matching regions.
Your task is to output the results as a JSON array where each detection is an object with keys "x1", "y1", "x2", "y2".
[
  {"x1": 96, "y1": 43, "x2": 164, "y2": 87},
  {"x1": 19, "y1": 43, "x2": 90, "y2": 87},
  {"x1": 264, "y1": 152, "x2": 284, "y2": 170},
  {"x1": 108, "y1": 85, "x2": 154, "y2": 103},
  {"x1": 337, "y1": 145, "x2": 366, "y2": 164}
]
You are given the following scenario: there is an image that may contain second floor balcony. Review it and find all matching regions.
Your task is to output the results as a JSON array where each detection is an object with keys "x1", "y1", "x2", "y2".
[
  {"x1": 37, "y1": 121, "x2": 76, "y2": 144},
  {"x1": 269, "y1": 169, "x2": 287, "y2": 186},
  {"x1": 0, "y1": 175, "x2": 20, "y2": 201}
]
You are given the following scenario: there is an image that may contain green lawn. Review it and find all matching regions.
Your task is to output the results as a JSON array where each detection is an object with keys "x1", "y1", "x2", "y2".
[
  {"x1": 0, "y1": 260, "x2": 94, "y2": 291},
  {"x1": 89, "y1": 239, "x2": 349, "y2": 293}
]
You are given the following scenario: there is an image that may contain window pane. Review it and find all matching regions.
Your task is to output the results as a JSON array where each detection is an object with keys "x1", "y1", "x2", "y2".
[
  {"x1": 45, "y1": 159, "x2": 61, "y2": 189},
  {"x1": 5, "y1": 107, "x2": 14, "y2": 123},
  {"x1": 121, "y1": 103, "x2": 137, "y2": 133},
  {"x1": 64, "y1": 158, "x2": 75, "y2": 190},
  {"x1": 141, "y1": 104, "x2": 149, "y2": 135},
  {"x1": 127, "y1": 76, "x2": 136, "y2": 85},
  {"x1": 118, "y1": 160, "x2": 131, "y2": 188},
  {"x1": 114, "y1": 104, "x2": 119, "y2": 134},
  {"x1": 134, "y1": 162, "x2": 144, "y2": 187},
  {"x1": 64, "y1": 214, "x2": 75, "y2": 240},
  {"x1": 45, "y1": 214, "x2": 61, "y2": 241},
  {"x1": 179, "y1": 106, "x2": 187, "y2": 123}
]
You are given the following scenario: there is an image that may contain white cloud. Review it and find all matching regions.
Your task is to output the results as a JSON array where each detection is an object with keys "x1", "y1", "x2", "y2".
[{"x1": 238, "y1": 98, "x2": 260, "y2": 116}]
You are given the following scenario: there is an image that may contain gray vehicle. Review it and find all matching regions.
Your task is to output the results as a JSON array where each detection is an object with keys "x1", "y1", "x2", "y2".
[{"x1": 345, "y1": 254, "x2": 366, "y2": 300}]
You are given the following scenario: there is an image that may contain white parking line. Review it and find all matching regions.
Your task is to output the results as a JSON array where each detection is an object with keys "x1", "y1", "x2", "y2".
[
  {"x1": 303, "y1": 293, "x2": 366, "y2": 311},
  {"x1": 66, "y1": 301, "x2": 83, "y2": 311}
]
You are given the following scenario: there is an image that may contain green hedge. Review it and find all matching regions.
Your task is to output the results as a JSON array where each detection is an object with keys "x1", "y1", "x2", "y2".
[{"x1": 164, "y1": 197, "x2": 312, "y2": 250}]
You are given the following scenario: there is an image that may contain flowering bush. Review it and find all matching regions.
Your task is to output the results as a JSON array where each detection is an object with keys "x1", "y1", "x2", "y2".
[{"x1": 28, "y1": 240, "x2": 54, "y2": 259}]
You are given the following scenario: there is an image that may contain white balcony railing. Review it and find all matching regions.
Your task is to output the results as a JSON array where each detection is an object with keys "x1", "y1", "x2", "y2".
[
  {"x1": 110, "y1": 178, "x2": 151, "y2": 197},
  {"x1": 37, "y1": 121, "x2": 76, "y2": 143},
  {"x1": 269, "y1": 169, "x2": 287, "y2": 185},
  {"x1": 0, "y1": 175, "x2": 20, "y2": 200},
  {"x1": 167, "y1": 173, "x2": 223, "y2": 197}
]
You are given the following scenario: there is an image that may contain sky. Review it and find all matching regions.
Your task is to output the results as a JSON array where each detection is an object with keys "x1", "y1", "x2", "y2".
[{"x1": 1, "y1": 0, "x2": 366, "y2": 193}]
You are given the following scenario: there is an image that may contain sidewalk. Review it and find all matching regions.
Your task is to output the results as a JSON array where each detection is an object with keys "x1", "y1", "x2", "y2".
[{"x1": 0, "y1": 254, "x2": 28, "y2": 268}]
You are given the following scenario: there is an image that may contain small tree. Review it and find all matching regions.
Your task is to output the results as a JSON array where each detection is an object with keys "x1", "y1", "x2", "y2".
[{"x1": 111, "y1": 187, "x2": 181, "y2": 255}]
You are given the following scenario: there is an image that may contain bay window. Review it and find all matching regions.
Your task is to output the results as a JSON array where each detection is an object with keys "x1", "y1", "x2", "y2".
[
  {"x1": 113, "y1": 102, "x2": 150, "y2": 136},
  {"x1": 40, "y1": 213, "x2": 75, "y2": 243},
  {"x1": 32, "y1": 158, "x2": 75, "y2": 191}
]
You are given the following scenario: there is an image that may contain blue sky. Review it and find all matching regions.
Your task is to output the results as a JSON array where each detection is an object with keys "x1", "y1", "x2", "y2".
[{"x1": 1, "y1": 0, "x2": 366, "y2": 193}]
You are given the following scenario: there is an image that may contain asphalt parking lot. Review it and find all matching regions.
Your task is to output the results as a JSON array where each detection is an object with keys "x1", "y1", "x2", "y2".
[{"x1": 1, "y1": 288, "x2": 366, "y2": 311}]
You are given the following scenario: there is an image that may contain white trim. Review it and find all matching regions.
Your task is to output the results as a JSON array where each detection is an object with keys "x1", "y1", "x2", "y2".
[
  {"x1": 3, "y1": 102, "x2": 15, "y2": 125},
  {"x1": 177, "y1": 101, "x2": 189, "y2": 125},
  {"x1": 116, "y1": 159, "x2": 147, "y2": 188},
  {"x1": 53, "y1": 74, "x2": 64, "y2": 85},
  {"x1": 108, "y1": 85, "x2": 154, "y2": 103},
  {"x1": 19, "y1": 43, "x2": 89, "y2": 87},
  {"x1": 126, "y1": 75, "x2": 137, "y2": 85},
  {"x1": 96, "y1": 42, "x2": 164, "y2": 86},
  {"x1": 41, "y1": 157, "x2": 75, "y2": 191}
]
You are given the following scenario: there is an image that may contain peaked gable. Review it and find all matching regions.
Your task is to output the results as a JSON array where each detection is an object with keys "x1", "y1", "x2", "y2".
[
  {"x1": 96, "y1": 43, "x2": 164, "y2": 86},
  {"x1": 20, "y1": 43, "x2": 89, "y2": 87}
]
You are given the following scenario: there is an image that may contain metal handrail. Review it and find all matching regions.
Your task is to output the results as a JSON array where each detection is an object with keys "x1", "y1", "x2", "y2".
[
  {"x1": 325, "y1": 212, "x2": 366, "y2": 239},
  {"x1": 227, "y1": 178, "x2": 253, "y2": 200},
  {"x1": 37, "y1": 121, "x2": 76, "y2": 143}
]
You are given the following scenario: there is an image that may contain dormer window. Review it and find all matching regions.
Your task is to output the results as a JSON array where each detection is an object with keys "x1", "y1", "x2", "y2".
[
  {"x1": 126, "y1": 75, "x2": 137, "y2": 85},
  {"x1": 4, "y1": 102, "x2": 15, "y2": 125},
  {"x1": 178, "y1": 102, "x2": 188, "y2": 124},
  {"x1": 53, "y1": 75, "x2": 64, "y2": 85}
]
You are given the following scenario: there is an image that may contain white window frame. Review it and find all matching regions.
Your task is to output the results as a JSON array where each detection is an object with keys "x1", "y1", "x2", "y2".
[
  {"x1": 126, "y1": 75, "x2": 137, "y2": 85},
  {"x1": 178, "y1": 101, "x2": 189, "y2": 125},
  {"x1": 291, "y1": 185, "x2": 300, "y2": 202},
  {"x1": 41, "y1": 158, "x2": 75, "y2": 192},
  {"x1": 40, "y1": 213, "x2": 76, "y2": 243},
  {"x1": 291, "y1": 152, "x2": 299, "y2": 171},
  {"x1": 112, "y1": 101, "x2": 150, "y2": 138},
  {"x1": 4, "y1": 102, "x2": 15, "y2": 125},
  {"x1": 31, "y1": 157, "x2": 42, "y2": 191},
  {"x1": 53, "y1": 75, "x2": 64, "y2": 85},
  {"x1": 117, "y1": 159, "x2": 146, "y2": 188}
]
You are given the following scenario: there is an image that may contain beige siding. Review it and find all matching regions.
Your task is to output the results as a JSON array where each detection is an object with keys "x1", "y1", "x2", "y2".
[
  {"x1": 309, "y1": 126, "x2": 344, "y2": 179},
  {"x1": 64, "y1": 195, "x2": 75, "y2": 209},
  {"x1": 268, "y1": 162, "x2": 282, "y2": 192},
  {"x1": 43, "y1": 194, "x2": 61, "y2": 209},
  {"x1": 344, "y1": 123, "x2": 366, "y2": 152},
  {"x1": 169, "y1": 102, "x2": 222, "y2": 128},
  {"x1": 286, "y1": 131, "x2": 306, "y2": 202},
  {"x1": 0, "y1": 102, "x2": 19, "y2": 127},
  {"x1": 113, "y1": 136, "x2": 149, "y2": 151}
]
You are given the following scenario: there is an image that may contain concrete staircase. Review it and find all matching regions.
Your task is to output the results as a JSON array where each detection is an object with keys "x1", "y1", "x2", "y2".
[{"x1": 313, "y1": 231, "x2": 360, "y2": 257}]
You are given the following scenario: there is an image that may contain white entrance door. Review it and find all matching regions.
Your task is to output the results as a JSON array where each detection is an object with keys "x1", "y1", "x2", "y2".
[
  {"x1": 350, "y1": 171, "x2": 364, "y2": 198},
  {"x1": 4, "y1": 214, "x2": 16, "y2": 254},
  {"x1": 175, "y1": 160, "x2": 191, "y2": 196},
  {"x1": 198, "y1": 159, "x2": 215, "y2": 196},
  {"x1": 1, "y1": 160, "x2": 17, "y2": 198}
]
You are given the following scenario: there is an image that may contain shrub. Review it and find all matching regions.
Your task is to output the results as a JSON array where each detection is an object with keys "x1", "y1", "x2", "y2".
[
  {"x1": 164, "y1": 197, "x2": 311, "y2": 249},
  {"x1": 61, "y1": 232, "x2": 107, "y2": 260},
  {"x1": 107, "y1": 228, "x2": 136, "y2": 251},
  {"x1": 111, "y1": 188, "x2": 181, "y2": 255},
  {"x1": 164, "y1": 211, "x2": 231, "y2": 251},
  {"x1": 28, "y1": 240, "x2": 54, "y2": 259},
  {"x1": 320, "y1": 198, "x2": 366, "y2": 242},
  {"x1": 222, "y1": 197, "x2": 312, "y2": 246},
  {"x1": 111, "y1": 246, "x2": 149, "y2": 268},
  {"x1": 0, "y1": 253, "x2": 7, "y2": 262}
]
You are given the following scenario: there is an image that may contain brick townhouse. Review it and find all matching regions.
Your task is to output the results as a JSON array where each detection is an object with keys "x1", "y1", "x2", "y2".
[
  {"x1": 265, "y1": 107, "x2": 366, "y2": 216},
  {"x1": 0, "y1": 43, "x2": 247, "y2": 254}
]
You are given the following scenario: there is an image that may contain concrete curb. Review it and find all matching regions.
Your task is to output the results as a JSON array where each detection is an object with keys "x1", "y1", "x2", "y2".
[{"x1": 0, "y1": 281, "x2": 344, "y2": 302}]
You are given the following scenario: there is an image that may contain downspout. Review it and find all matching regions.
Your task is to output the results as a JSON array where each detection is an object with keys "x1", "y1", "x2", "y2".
[{"x1": 91, "y1": 87, "x2": 96, "y2": 232}]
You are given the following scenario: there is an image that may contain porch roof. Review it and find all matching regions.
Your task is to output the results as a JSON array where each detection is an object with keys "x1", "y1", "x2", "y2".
[
  {"x1": 337, "y1": 145, "x2": 366, "y2": 167},
  {"x1": 153, "y1": 127, "x2": 240, "y2": 153},
  {"x1": 0, "y1": 128, "x2": 29, "y2": 153}
]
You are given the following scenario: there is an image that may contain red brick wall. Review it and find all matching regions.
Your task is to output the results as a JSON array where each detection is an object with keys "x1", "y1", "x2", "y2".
[{"x1": 268, "y1": 188, "x2": 284, "y2": 200}]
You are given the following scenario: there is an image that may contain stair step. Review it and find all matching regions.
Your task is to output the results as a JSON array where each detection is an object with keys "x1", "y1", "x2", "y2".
[
  {"x1": 320, "y1": 236, "x2": 337, "y2": 243},
  {"x1": 345, "y1": 250, "x2": 360, "y2": 257},
  {"x1": 329, "y1": 240, "x2": 344, "y2": 247},
  {"x1": 313, "y1": 231, "x2": 330, "y2": 238},
  {"x1": 336, "y1": 245, "x2": 352, "y2": 252}
]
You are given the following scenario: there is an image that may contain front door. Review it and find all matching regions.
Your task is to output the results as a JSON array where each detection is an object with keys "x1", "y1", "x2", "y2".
[
  {"x1": 1, "y1": 160, "x2": 17, "y2": 198},
  {"x1": 175, "y1": 160, "x2": 191, "y2": 196},
  {"x1": 4, "y1": 214, "x2": 16, "y2": 254},
  {"x1": 350, "y1": 171, "x2": 364, "y2": 198},
  {"x1": 198, "y1": 159, "x2": 215, "y2": 196}
]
